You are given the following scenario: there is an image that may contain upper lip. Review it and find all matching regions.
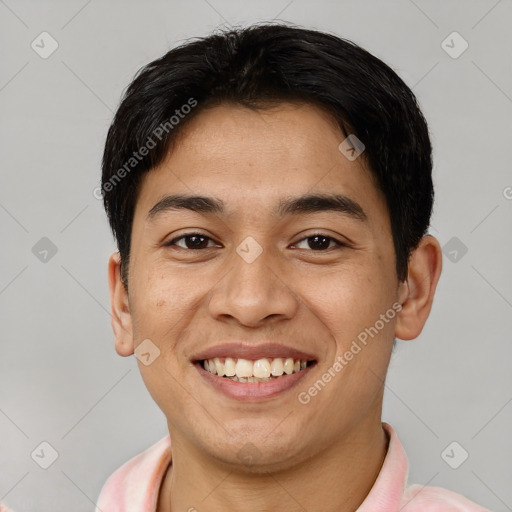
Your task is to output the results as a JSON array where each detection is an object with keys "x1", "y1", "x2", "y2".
[{"x1": 193, "y1": 343, "x2": 317, "y2": 362}]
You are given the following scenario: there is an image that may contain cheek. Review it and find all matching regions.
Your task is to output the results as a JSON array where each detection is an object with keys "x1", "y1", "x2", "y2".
[
  {"x1": 133, "y1": 265, "x2": 190, "y2": 314},
  {"x1": 340, "y1": 289, "x2": 395, "y2": 345},
  {"x1": 129, "y1": 270, "x2": 185, "y2": 354},
  {"x1": 131, "y1": 271, "x2": 197, "y2": 416},
  {"x1": 308, "y1": 261, "x2": 392, "y2": 340},
  {"x1": 307, "y1": 255, "x2": 397, "y2": 391},
  {"x1": 130, "y1": 264, "x2": 218, "y2": 367}
]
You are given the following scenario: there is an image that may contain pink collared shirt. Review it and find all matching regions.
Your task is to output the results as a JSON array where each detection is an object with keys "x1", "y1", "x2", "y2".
[{"x1": 86, "y1": 423, "x2": 488, "y2": 511}]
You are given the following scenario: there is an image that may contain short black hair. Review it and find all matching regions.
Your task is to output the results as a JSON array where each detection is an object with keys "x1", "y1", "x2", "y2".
[{"x1": 102, "y1": 22, "x2": 433, "y2": 289}]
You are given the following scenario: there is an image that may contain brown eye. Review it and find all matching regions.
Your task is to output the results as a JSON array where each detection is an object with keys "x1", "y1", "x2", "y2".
[
  {"x1": 166, "y1": 234, "x2": 216, "y2": 250},
  {"x1": 294, "y1": 233, "x2": 344, "y2": 251}
]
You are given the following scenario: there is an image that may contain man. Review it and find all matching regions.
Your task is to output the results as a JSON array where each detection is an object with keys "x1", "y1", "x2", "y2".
[{"x1": 96, "y1": 23, "x2": 488, "y2": 511}]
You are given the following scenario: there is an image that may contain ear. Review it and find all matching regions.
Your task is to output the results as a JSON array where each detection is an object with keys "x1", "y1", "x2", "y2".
[
  {"x1": 395, "y1": 235, "x2": 443, "y2": 340},
  {"x1": 107, "y1": 252, "x2": 134, "y2": 356}
]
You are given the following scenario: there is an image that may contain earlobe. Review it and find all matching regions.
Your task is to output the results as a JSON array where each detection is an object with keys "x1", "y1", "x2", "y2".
[
  {"x1": 107, "y1": 252, "x2": 134, "y2": 357},
  {"x1": 394, "y1": 235, "x2": 443, "y2": 341}
]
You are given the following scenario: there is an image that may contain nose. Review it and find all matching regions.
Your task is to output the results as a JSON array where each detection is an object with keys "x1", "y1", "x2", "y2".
[{"x1": 208, "y1": 244, "x2": 299, "y2": 328}]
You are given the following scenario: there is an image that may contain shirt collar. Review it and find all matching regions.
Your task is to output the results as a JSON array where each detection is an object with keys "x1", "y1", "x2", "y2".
[
  {"x1": 356, "y1": 422, "x2": 409, "y2": 511},
  {"x1": 97, "y1": 422, "x2": 409, "y2": 511}
]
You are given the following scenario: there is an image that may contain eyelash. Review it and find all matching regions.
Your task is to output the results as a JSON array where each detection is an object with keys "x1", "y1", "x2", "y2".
[{"x1": 164, "y1": 232, "x2": 347, "y2": 251}]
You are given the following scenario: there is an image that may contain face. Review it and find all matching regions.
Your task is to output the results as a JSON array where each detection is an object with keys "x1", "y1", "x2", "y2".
[{"x1": 111, "y1": 102, "x2": 412, "y2": 471}]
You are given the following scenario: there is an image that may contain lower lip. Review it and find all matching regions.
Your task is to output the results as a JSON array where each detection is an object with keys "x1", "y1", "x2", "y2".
[{"x1": 195, "y1": 362, "x2": 315, "y2": 402}]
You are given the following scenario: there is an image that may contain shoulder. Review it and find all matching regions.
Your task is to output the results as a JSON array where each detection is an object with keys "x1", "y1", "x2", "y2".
[{"x1": 401, "y1": 483, "x2": 490, "y2": 511}]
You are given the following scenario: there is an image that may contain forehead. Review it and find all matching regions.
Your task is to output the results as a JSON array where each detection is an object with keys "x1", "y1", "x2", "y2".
[{"x1": 134, "y1": 102, "x2": 388, "y2": 229}]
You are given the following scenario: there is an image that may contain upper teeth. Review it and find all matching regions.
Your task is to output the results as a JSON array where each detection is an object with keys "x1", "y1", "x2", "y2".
[{"x1": 203, "y1": 357, "x2": 308, "y2": 379}]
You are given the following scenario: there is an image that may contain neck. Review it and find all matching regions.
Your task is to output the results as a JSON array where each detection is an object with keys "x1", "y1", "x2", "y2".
[{"x1": 157, "y1": 413, "x2": 388, "y2": 512}]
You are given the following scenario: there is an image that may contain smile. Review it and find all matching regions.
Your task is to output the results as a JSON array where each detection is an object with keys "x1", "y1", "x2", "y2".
[
  {"x1": 201, "y1": 357, "x2": 314, "y2": 382},
  {"x1": 194, "y1": 356, "x2": 316, "y2": 401}
]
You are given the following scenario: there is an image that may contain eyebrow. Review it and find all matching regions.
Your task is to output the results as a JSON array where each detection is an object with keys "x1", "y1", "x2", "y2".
[{"x1": 146, "y1": 193, "x2": 367, "y2": 223}]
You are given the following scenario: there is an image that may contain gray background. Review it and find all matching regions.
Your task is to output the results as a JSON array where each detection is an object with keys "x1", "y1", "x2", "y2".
[{"x1": 1, "y1": 0, "x2": 511, "y2": 511}]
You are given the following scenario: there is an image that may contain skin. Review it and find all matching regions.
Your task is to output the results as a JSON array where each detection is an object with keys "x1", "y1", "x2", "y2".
[{"x1": 108, "y1": 102, "x2": 442, "y2": 512}]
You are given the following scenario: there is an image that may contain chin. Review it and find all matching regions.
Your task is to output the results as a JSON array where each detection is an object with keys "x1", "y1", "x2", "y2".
[{"x1": 202, "y1": 425, "x2": 310, "y2": 473}]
